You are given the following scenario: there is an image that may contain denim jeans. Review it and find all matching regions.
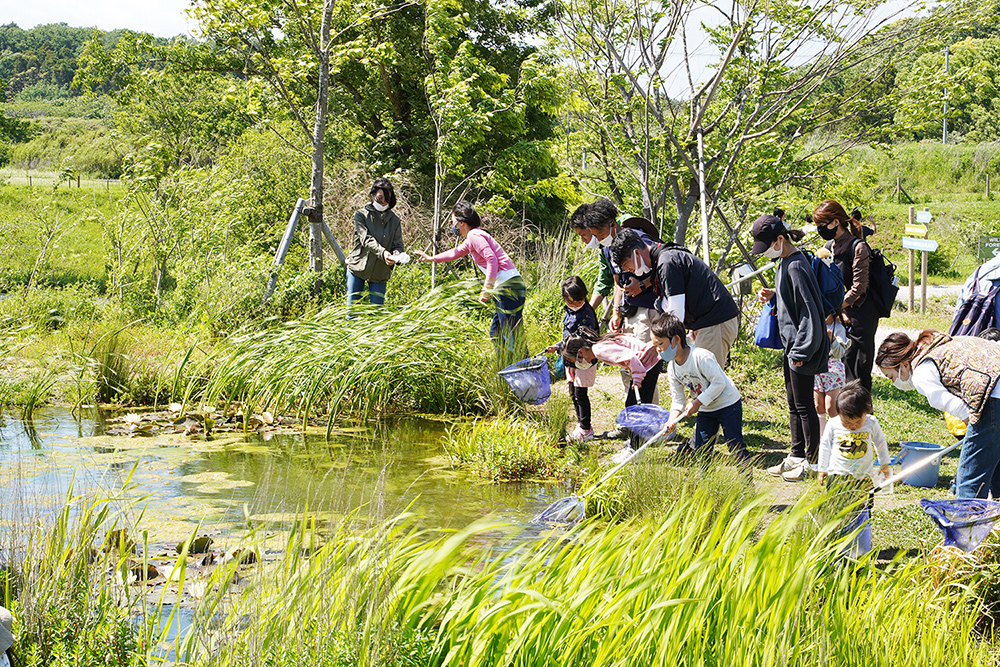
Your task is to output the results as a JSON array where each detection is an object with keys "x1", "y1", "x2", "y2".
[
  {"x1": 692, "y1": 399, "x2": 746, "y2": 454},
  {"x1": 955, "y1": 397, "x2": 1000, "y2": 499},
  {"x1": 346, "y1": 271, "x2": 386, "y2": 306},
  {"x1": 490, "y1": 277, "x2": 528, "y2": 366}
]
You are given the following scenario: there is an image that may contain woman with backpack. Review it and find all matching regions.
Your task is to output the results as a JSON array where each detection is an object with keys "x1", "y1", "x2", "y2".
[
  {"x1": 753, "y1": 214, "x2": 830, "y2": 482},
  {"x1": 812, "y1": 199, "x2": 879, "y2": 393}
]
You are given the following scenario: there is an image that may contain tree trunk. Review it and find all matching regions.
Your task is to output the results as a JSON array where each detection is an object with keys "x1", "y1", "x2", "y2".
[
  {"x1": 431, "y1": 156, "x2": 444, "y2": 288},
  {"x1": 308, "y1": 0, "x2": 335, "y2": 298}
]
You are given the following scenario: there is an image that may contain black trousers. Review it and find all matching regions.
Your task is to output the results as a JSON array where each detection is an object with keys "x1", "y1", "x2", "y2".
[
  {"x1": 844, "y1": 300, "x2": 878, "y2": 393},
  {"x1": 625, "y1": 360, "x2": 662, "y2": 408},
  {"x1": 784, "y1": 355, "x2": 820, "y2": 464},
  {"x1": 569, "y1": 382, "x2": 591, "y2": 430},
  {"x1": 625, "y1": 360, "x2": 661, "y2": 447}
]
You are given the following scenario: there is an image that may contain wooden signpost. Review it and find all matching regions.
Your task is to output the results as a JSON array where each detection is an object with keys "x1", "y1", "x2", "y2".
[{"x1": 903, "y1": 207, "x2": 935, "y2": 313}]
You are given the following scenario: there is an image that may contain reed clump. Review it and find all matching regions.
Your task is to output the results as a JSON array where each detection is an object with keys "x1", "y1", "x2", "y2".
[
  {"x1": 202, "y1": 282, "x2": 517, "y2": 423},
  {"x1": 1, "y1": 486, "x2": 994, "y2": 666},
  {"x1": 180, "y1": 491, "x2": 991, "y2": 666},
  {"x1": 443, "y1": 416, "x2": 563, "y2": 482}
]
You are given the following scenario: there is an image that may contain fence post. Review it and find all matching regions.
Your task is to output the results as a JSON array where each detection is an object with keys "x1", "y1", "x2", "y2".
[
  {"x1": 987, "y1": 174, "x2": 991, "y2": 199},
  {"x1": 896, "y1": 177, "x2": 901, "y2": 203}
]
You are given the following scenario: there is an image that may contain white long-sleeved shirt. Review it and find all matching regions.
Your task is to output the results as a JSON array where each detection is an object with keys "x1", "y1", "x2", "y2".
[
  {"x1": 818, "y1": 415, "x2": 890, "y2": 479},
  {"x1": 913, "y1": 357, "x2": 1000, "y2": 422},
  {"x1": 667, "y1": 347, "x2": 741, "y2": 413}
]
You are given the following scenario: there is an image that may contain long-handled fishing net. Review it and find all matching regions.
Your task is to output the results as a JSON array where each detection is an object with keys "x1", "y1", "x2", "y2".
[
  {"x1": 919, "y1": 499, "x2": 1000, "y2": 552},
  {"x1": 533, "y1": 405, "x2": 674, "y2": 525}
]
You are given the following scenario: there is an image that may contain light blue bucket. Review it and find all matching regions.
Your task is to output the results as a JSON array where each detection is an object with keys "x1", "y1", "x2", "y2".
[{"x1": 896, "y1": 442, "x2": 945, "y2": 488}]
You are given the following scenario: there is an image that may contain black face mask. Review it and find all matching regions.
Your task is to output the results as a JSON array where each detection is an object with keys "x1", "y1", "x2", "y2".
[{"x1": 817, "y1": 224, "x2": 838, "y2": 240}]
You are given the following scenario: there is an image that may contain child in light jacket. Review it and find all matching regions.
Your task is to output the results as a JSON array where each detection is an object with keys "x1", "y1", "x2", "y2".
[{"x1": 649, "y1": 311, "x2": 749, "y2": 462}]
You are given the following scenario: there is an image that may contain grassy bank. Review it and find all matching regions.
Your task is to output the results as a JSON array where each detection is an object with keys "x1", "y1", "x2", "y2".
[{"x1": 1, "y1": 484, "x2": 995, "y2": 666}]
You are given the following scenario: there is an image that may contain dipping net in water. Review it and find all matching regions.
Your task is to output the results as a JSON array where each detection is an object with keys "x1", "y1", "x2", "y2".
[
  {"x1": 498, "y1": 357, "x2": 551, "y2": 405},
  {"x1": 614, "y1": 404, "x2": 672, "y2": 439},
  {"x1": 919, "y1": 499, "x2": 1000, "y2": 552},
  {"x1": 533, "y1": 405, "x2": 671, "y2": 525}
]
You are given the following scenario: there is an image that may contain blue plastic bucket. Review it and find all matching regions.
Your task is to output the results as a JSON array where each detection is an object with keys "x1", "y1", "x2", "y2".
[
  {"x1": 896, "y1": 442, "x2": 945, "y2": 488},
  {"x1": 498, "y1": 357, "x2": 551, "y2": 405}
]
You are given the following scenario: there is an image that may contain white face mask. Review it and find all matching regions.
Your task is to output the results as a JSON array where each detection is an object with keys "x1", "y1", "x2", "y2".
[
  {"x1": 632, "y1": 250, "x2": 651, "y2": 275},
  {"x1": 892, "y1": 365, "x2": 915, "y2": 391},
  {"x1": 763, "y1": 238, "x2": 782, "y2": 260},
  {"x1": 373, "y1": 201, "x2": 389, "y2": 212},
  {"x1": 574, "y1": 355, "x2": 594, "y2": 370},
  {"x1": 586, "y1": 235, "x2": 600, "y2": 250},
  {"x1": 598, "y1": 233, "x2": 613, "y2": 248}
]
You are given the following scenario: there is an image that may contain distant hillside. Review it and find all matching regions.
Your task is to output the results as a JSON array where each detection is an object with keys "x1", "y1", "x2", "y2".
[
  {"x1": 0, "y1": 23, "x2": 99, "y2": 97},
  {"x1": 0, "y1": 23, "x2": 173, "y2": 100}
]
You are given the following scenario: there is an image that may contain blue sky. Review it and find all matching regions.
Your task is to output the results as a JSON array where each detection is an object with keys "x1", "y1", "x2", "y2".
[{"x1": 7, "y1": 0, "x2": 196, "y2": 37}]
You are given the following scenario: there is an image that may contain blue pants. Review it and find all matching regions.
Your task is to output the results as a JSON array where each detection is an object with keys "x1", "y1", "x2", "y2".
[
  {"x1": 490, "y1": 277, "x2": 527, "y2": 365},
  {"x1": 347, "y1": 271, "x2": 386, "y2": 306},
  {"x1": 692, "y1": 399, "x2": 746, "y2": 454},
  {"x1": 955, "y1": 397, "x2": 1000, "y2": 499}
]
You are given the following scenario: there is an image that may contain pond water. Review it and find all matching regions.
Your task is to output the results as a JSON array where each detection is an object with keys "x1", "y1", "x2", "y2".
[
  {"x1": 0, "y1": 407, "x2": 569, "y2": 653},
  {"x1": 0, "y1": 408, "x2": 565, "y2": 542}
]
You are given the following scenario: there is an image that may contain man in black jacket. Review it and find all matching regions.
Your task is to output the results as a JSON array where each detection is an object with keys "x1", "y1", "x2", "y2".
[{"x1": 610, "y1": 229, "x2": 740, "y2": 367}]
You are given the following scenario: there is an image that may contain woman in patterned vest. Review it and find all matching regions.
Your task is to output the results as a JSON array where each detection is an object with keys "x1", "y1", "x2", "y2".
[{"x1": 876, "y1": 330, "x2": 1000, "y2": 499}]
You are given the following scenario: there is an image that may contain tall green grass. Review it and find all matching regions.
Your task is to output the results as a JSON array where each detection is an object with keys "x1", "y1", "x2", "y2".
[
  {"x1": 201, "y1": 282, "x2": 518, "y2": 424},
  {"x1": 443, "y1": 416, "x2": 563, "y2": 482},
  {"x1": 1, "y1": 482, "x2": 993, "y2": 666},
  {"x1": 172, "y1": 491, "x2": 991, "y2": 666},
  {"x1": 3, "y1": 479, "x2": 156, "y2": 667}
]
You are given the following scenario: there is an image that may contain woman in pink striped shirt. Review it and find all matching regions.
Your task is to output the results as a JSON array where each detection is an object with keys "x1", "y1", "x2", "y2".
[{"x1": 416, "y1": 201, "x2": 528, "y2": 364}]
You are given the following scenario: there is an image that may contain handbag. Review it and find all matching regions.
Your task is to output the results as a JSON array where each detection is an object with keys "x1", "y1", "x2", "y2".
[{"x1": 754, "y1": 301, "x2": 783, "y2": 349}]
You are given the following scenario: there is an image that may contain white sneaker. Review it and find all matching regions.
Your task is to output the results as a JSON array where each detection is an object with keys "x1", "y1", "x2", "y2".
[
  {"x1": 570, "y1": 426, "x2": 594, "y2": 442},
  {"x1": 611, "y1": 446, "x2": 635, "y2": 465},
  {"x1": 767, "y1": 457, "x2": 803, "y2": 477},
  {"x1": 781, "y1": 464, "x2": 815, "y2": 482}
]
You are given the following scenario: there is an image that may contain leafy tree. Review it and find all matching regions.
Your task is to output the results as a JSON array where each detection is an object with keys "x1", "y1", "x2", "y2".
[
  {"x1": 557, "y1": 0, "x2": 972, "y2": 269},
  {"x1": 894, "y1": 37, "x2": 1000, "y2": 141}
]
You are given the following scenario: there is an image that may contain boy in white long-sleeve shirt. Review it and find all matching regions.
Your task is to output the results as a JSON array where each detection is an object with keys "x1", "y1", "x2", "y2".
[
  {"x1": 817, "y1": 380, "x2": 890, "y2": 508},
  {"x1": 649, "y1": 312, "x2": 750, "y2": 462}
]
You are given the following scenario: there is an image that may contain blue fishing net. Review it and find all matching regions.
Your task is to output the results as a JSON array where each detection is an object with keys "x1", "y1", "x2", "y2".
[
  {"x1": 615, "y1": 404, "x2": 672, "y2": 439},
  {"x1": 919, "y1": 499, "x2": 1000, "y2": 552},
  {"x1": 840, "y1": 507, "x2": 872, "y2": 559},
  {"x1": 498, "y1": 357, "x2": 551, "y2": 405}
]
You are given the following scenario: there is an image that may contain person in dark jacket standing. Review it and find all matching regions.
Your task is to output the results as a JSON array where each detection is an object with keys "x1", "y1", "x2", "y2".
[
  {"x1": 345, "y1": 177, "x2": 405, "y2": 307},
  {"x1": 753, "y1": 214, "x2": 830, "y2": 482},
  {"x1": 608, "y1": 229, "x2": 741, "y2": 368},
  {"x1": 813, "y1": 199, "x2": 877, "y2": 392}
]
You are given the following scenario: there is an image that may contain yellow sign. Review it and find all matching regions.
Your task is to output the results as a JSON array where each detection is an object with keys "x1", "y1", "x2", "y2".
[{"x1": 905, "y1": 224, "x2": 928, "y2": 237}]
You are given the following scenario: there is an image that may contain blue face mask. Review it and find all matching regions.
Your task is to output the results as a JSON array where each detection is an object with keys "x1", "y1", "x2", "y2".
[
  {"x1": 658, "y1": 343, "x2": 678, "y2": 364},
  {"x1": 450, "y1": 224, "x2": 460, "y2": 235}
]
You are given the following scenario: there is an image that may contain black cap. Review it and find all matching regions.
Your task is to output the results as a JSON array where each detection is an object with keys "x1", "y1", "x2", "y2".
[{"x1": 751, "y1": 214, "x2": 786, "y2": 255}]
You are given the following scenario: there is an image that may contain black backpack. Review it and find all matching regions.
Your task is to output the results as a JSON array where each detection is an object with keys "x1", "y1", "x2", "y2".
[{"x1": 865, "y1": 246, "x2": 899, "y2": 319}]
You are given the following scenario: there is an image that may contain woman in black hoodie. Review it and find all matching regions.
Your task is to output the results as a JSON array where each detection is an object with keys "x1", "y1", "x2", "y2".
[{"x1": 752, "y1": 215, "x2": 830, "y2": 482}]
